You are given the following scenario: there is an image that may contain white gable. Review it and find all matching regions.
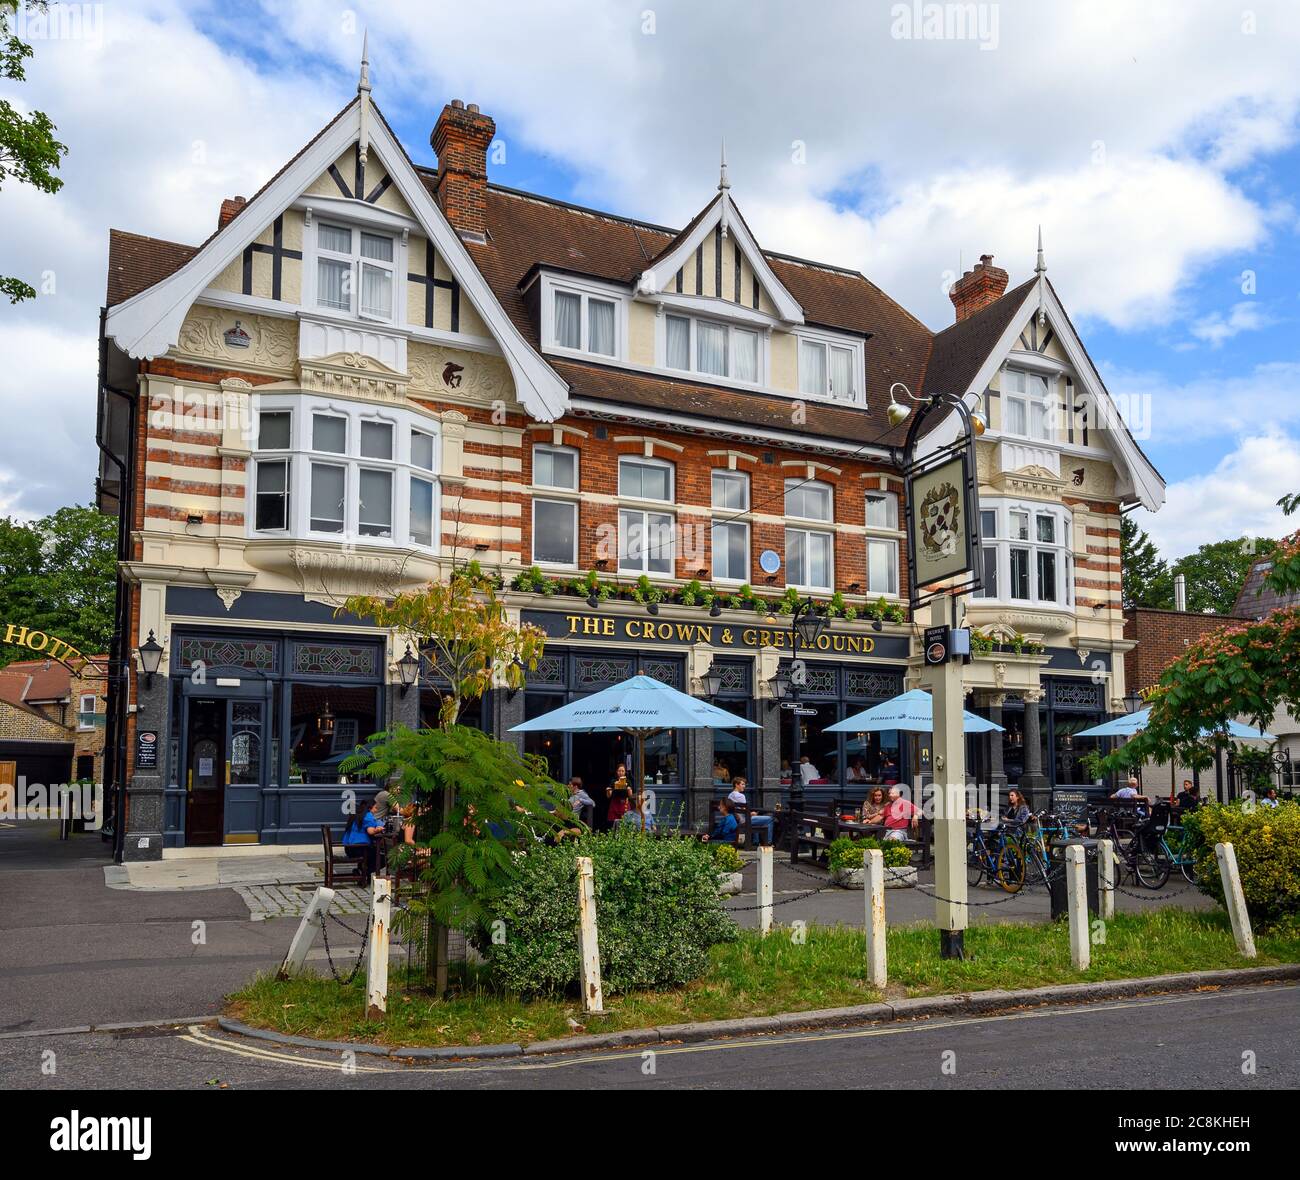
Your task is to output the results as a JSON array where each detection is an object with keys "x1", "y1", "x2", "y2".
[{"x1": 103, "y1": 97, "x2": 569, "y2": 421}]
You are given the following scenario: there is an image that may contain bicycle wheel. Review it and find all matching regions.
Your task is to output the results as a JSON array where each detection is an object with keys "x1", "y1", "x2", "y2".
[
  {"x1": 1134, "y1": 848, "x2": 1171, "y2": 889},
  {"x1": 996, "y1": 842, "x2": 1026, "y2": 893},
  {"x1": 1179, "y1": 857, "x2": 1198, "y2": 885},
  {"x1": 1023, "y1": 847, "x2": 1050, "y2": 889},
  {"x1": 966, "y1": 852, "x2": 986, "y2": 888}
]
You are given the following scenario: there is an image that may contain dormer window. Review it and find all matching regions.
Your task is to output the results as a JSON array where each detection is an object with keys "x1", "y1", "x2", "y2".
[
  {"x1": 315, "y1": 222, "x2": 396, "y2": 322},
  {"x1": 1001, "y1": 369, "x2": 1053, "y2": 442},
  {"x1": 664, "y1": 314, "x2": 760, "y2": 384},
  {"x1": 796, "y1": 328, "x2": 864, "y2": 403},
  {"x1": 545, "y1": 277, "x2": 623, "y2": 359}
]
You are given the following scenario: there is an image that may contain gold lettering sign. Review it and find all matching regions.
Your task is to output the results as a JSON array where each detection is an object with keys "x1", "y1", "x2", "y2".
[{"x1": 2, "y1": 621, "x2": 89, "y2": 673}]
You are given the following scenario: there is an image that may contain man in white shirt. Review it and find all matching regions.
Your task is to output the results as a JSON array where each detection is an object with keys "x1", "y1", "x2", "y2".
[{"x1": 799, "y1": 756, "x2": 820, "y2": 786}]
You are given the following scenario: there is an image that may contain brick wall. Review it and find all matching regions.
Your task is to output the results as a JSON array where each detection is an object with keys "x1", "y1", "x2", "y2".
[{"x1": 1123, "y1": 607, "x2": 1252, "y2": 692}]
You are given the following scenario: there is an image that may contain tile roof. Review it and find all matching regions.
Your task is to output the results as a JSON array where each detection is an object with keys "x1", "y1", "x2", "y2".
[
  {"x1": 0, "y1": 659, "x2": 70, "y2": 702},
  {"x1": 103, "y1": 146, "x2": 1034, "y2": 452},
  {"x1": 1233, "y1": 558, "x2": 1299, "y2": 620}
]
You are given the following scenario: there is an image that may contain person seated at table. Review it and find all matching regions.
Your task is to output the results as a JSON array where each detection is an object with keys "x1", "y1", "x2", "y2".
[
  {"x1": 703, "y1": 797, "x2": 739, "y2": 844},
  {"x1": 1261, "y1": 787, "x2": 1281, "y2": 809},
  {"x1": 882, "y1": 786, "x2": 919, "y2": 842},
  {"x1": 880, "y1": 756, "x2": 900, "y2": 784},
  {"x1": 861, "y1": 786, "x2": 887, "y2": 826},
  {"x1": 1174, "y1": 780, "x2": 1201, "y2": 813},
  {"x1": 1111, "y1": 776, "x2": 1145, "y2": 802},
  {"x1": 1002, "y1": 788, "x2": 1031, "y2": 825},
  {"x1": 798, "y1": 755, "x2": 821, "y2": 786},
  {"x1": 620, "y1": 798, "x2": 655, "y2": 831},
  {"x1": 846, "y1": 758, "x2": 869, "y2": 783},
  {"x1": 780, "y1": 758, "x2": 793, "y2": 784},
  {"x1": 341, "y1": 803, "x2": 384, "y2": 885},
  {"x1": 568, "y1": 776, "x2": 596, "y2": 827},
  {"x1": 726, "y1": 777, "x2": 774, "y2": 846},
  {"x1": 712, "y1": 759, "x2": 731, "y2": 783}
]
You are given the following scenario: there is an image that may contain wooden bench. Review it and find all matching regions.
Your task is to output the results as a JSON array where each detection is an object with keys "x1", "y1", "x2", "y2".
[
  {"x1": 706, "y1": 799, "x2": 767, "y2": 847},
  {"x1": 789, "y1": 808, "x2": 841, "y2": 864},
  {"x1": 320, "y1": 823, "x2": 367, "y2": 889}
]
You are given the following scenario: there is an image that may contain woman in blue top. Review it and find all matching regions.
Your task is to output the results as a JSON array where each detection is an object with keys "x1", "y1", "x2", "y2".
[
  {"x1": 341, "y1": 803, "x2": 384, "y2": 885},
  {"x1": 705, "y1": 798, "x2": 739, "y2": 844}
]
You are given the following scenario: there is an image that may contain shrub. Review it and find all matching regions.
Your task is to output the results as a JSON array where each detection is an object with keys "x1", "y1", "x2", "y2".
[
  {"x1": 828, "y1": 836, "x2": 911, "y2": 872},
  {"x1": 1186, "y1": 801, "x2": 1300, "y2": 927},
  {"x1": 712, "y1": 843, "x2": 744, "y2": 873},
  {"x1": 482, "y1": 831, "x2": 738, "y2": 996}
]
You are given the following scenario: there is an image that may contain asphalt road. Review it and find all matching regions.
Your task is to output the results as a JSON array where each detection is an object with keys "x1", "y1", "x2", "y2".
[{"x1": 2, "y1": 984, "x2": 1295, "y2": 1090}]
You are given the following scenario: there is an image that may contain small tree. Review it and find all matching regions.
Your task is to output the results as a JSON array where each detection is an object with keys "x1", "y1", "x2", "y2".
[
  {"x1": 342, "y1": 567, "x2": 550, "y2": 995},
  {"x1": 1108, "y1": 495, "x2": 1299, "y2": 776}
]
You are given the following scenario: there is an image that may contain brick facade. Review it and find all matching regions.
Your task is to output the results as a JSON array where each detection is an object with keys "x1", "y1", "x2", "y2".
[{"x1": 1123, "y1": 607, "x2": 1252, "y2": 693}]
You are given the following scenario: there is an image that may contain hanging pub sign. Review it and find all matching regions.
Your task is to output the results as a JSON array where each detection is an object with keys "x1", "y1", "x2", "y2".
[{"x1": 904, "y1": 446, "x2": 982, "y2": 609}]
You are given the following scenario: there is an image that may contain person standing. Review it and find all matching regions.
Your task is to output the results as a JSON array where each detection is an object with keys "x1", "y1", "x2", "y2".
[{"x1": 606, "y1": 762, "x2": 632, "y2": 825}]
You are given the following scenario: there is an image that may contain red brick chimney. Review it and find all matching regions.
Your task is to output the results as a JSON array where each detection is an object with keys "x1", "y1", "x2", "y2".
[
  {"x1": 949, "y1": 253, "x2": 1009, "y2": 322},
  {"x1": 218, "y1": 196, "x2": 247, "y2": 229},
  {"x1": 431, "y1": 100, "x2": 495, "y2": 242}
]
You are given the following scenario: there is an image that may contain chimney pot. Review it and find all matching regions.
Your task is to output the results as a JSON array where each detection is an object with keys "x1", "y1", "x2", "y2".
[{"x1": 949, "y1": 251, "x2": 1010, "y2": 322}]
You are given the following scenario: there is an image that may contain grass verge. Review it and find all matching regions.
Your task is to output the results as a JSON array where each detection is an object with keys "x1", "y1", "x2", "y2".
[{"x1": 226, "y1": 909, "x2": 1300, "y2": 1049}]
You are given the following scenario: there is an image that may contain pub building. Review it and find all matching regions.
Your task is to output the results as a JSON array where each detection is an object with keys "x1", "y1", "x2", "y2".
[{"x1": 95, "y1": 58, "x2": 1161, "y2": 858}]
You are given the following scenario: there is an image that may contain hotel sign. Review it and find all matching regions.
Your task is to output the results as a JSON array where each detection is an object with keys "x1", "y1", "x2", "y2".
[
  {"x1": 522, "y1": 610, "x2": 911, "y2": 661},
  {"x1": 1, "y1": 621, "x2": 94, "y2": 674}
]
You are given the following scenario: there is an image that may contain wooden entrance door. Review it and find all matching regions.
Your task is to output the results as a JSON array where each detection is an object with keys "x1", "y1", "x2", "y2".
[
  {"x1": 184, "y1": 699, "x2": 226, "y2": 846},
  {"x1": 0, "y1": 761, "x2": 15, "y2": 817}
]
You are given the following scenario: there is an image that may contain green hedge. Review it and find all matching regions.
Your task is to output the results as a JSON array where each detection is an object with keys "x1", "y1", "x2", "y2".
[
  {"x1": 481, "y1": 831, "x2": 738, "y2": 996},
  {"x1": 828, "y1": 835, "x2": 912, "y2": 871},
  {"x1": 1187, "y1": 800, "x2": 1300, "y2": 927}
]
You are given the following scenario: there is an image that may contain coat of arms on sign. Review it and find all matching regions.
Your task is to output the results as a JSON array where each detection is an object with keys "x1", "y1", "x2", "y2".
[
  {"x1": 223, "y1": 320, "x2": 252, "y2": 349},
  {"x1": 919, "y1": 480, "x2": 961, "y2": 559},
  {"x1": 442, "y1": 362, "x2": 464, "y2": 387}
]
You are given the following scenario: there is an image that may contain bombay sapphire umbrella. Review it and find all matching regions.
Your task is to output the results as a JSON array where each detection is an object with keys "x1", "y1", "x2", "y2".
[
  {"x1": 825, "y1": 688, "x2": 1005, "y2": 735},
  {"x1": 1074, "y1": 709, "x2": 1275, "y2": 741},
  {"x1": 510, "y1": 674, "x2": 760, "y2": 806}
]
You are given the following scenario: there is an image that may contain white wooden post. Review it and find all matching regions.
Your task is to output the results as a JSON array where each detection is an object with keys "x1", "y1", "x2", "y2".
[
  {"x1": 577, "y1": 856, "x2": 604, "y2": 1013},
  {"x1": 1097, "y1": 838, "x2": 1115, "y2": 920},
  {"x1": 365, "y1": 876, "x2": 391, "y2": 1020},
  {"x1": 277, "y1": 886, "x2": 336, "y2": 979},
  {"x1": 1215, "y1": 842, "x2": 1257, "y2": 959},
  {"x1": 757, "y1": 845, "x2": 773, "y2": 936},
  {"x1": 1066, "y1": 844, "x2": 1089, "y2": 971},
  {"x1": 864, "y1": 847, "x2": 887, "y2": 990}
]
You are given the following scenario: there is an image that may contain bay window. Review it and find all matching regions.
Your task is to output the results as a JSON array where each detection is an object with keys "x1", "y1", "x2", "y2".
[
  {"x1": 251, "y1": 396, "x2": 440, "y2": 550},
  {"x1": 619, "y1": 456, "x2": 674, "y2": 575},
  {"x1": 532, "y1": 444, "x2": 580, "y2": 567},
  {"x1": 664, "y1": 314, "x2": 761, "y2": 384},
  {"x1": 314, "y1": 222, "x2": 396, "y2": 322},
  {"x1": 973, "y1": 499, "x2": 1072, "y2": 606},
  {"x1": 711, "y1": 470, "x2": 749, "y2": 582},
  {"x1": 785, "y1": 479, "x2": 834, "y2": 590}
]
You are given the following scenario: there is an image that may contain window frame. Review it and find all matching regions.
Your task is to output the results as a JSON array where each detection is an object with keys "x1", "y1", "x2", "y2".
[
  {"x1": 540, "y1": 274, "x2": 628, "y2": 361},
  {"x1": 784, "y1": 478, "x2": 834, "y2": 524},
  {"x1": 618, "y1": 455, "x2": 675, "y2": 504},
  {"x1": 785, "y1": 525, "x2": 835, "y2": 592},
  {"x1": 310, "y1": 220, "x2": 400, "y2": 325},
  {"x1": 249, "y1": 396, "x2": 441, "y2": 551},
  {"x1": 661, "y1": 312, "x2": 765, "y2": 386},
  {"x1": 532, "y1": 443, "x2": 580, "y2": 492},
  {"x1": 1000, "y1": 367, "x2": 1055, "y2": 443},
  {"x1": 532, "y1": 497, "x2": 579, "y2": 569},
  {"x1": 78, "y1": 693, "x2": 96, "y2": 731},
  {"x1": 794, "y1": 326, "x2": 866, "y2": 404},
  {"x1": 972, "y1": 498, "x2": 1073, "y2": 607}
]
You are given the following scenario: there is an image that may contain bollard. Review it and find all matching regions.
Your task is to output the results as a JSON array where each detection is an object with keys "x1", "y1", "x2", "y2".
[
  {"x1": 864, "y1": 848, "x2": 887, "y2": 990},
  {"x1": 278, "y1": 886, "x2": 336, "y2": 979},
  {"x1": 1097, "y1": 838, "x2": 1115, "y2": 920},
  {"x1": 1214, "y1": 842, "x2": 1257, "y2": 959},
  {"x1": 1066, "y1": 844, "x2": 1089, "y2": 971},
  {"x1": 577, "y1": 856, "x2": 604, "y2": 1013},
  {"x1": 757, "y1": 845, "x2": 773, "y2": 936},
  {"x1": 365, "y1": 876, "x2": 391, "y2": 1020}
]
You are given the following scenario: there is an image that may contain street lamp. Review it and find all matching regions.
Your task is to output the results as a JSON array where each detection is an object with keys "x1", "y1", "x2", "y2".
[
  {"x1": 1123, "y1": 689, "x2": 1145, "y2": 714},
  {"x1": 699, "y1": 663, "x2": 723, "y2": 700},
  {"x1": 396, "y1": 644, "x2": 420, "y2": 697},
  {"x1": 137, "y1": 630, "x2": 163, "y2": 689}
]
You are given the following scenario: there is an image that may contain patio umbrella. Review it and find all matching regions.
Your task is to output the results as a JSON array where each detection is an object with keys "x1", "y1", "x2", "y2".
[
  {"x1": 509, "y1": 674, "x2": 760, "y2": 808},
  {"x1": 1074, "y1": 709, "x2": 1275, "y2": 741},
  {"x1": 825, "y1": 688, "x2": 1005, "y2": 735}
]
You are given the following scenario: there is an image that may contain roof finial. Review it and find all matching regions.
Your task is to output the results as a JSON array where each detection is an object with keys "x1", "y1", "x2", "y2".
[
  {"x1": 1035, "y1": 224, "x2": 1046, "y2": 275},
  {"x1": 357, "y1": 30, "x2": 371, "y2": 166},
  {"x1": 718, "y1": 138, "x2": 730, "y2": 191}
]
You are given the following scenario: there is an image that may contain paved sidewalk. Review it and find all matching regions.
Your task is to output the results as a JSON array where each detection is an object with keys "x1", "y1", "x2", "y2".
[
  {"x1": 104, "y1": 851, "x2": 321, "y2": 892},
  {"x1": 235, "y1": 882, "x2": 371, "y2": 921}
]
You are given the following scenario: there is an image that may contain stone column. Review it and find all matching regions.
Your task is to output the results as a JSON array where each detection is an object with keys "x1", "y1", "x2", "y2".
[
  {"x1": 687, "y1": 728, "x2": 714, "y2": 830},
  {"x1": 1020, "y1": 688, "x2": 1050, "y2": 810},
  {"x1": 123, "y1": 668, "x2": 169, "y2": 862},
  {"x1": 758, "y1": 697, "x2": 783, "y2": 816},
  {"x1": 987, "y1": 693, "x2": 1007, "y2": 796}
]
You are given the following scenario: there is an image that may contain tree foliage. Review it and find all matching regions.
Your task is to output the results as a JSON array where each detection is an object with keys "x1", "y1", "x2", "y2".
[
  {"x1": 1107, "y1": 494, "x2": 1299, "y2": 773},
  {"x1": 340, "y1": 724, "x2": 569, "y2": 936},
  {"x1": 1, "y1": 1, "x2": 68, "y2": 304},
  {"x1": 0, "y1": 504, "x2": 117, "y2": 665},
  {"x1": 343, "y1": 564, "x2": 545, "y2": 728},
  {"x1": 1119, "y1": 514, "x2": 1173, "y2": 610},
  {"x1": 1170, "y1": 535, "x2": 1276, "y2": 616}
]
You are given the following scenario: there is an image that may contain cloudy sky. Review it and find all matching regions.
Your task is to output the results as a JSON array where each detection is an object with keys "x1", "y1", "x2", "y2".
[{"x1": 2, "y1": 0, "x2": 1299, "y2": 558}]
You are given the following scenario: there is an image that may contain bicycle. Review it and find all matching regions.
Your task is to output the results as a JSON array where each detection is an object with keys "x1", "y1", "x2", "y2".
[
  {"x1": 1013, "y1": 811, "x2": 1075, "y2": 889},
  {"x1": 966, "y1": 821, "x2": 1024, "y2": 893},
  {"x1": 1161, "y1": 823, "x2": 1199, "y2": 885},
  {"x1": 1093, "y1": 805, "x2": 1172, "y2": 889}
]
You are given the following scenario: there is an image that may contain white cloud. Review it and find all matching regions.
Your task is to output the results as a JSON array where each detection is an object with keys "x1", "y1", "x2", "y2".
[
  {"x1": 1188, "y1": 300, "x2": 1275, "y2": 346},
  {"x1": 1136, "y1": 431, "x2": 1300, "y2": 559}
]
